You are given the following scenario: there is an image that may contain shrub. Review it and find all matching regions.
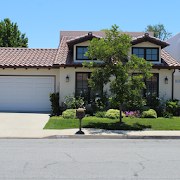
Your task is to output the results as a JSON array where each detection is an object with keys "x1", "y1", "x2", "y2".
[
  {"x1": 166, "y1": 99, "x2": 180, "y2": 116},
  {"x1": 147, "y1": 93, "x2": 166, "y2": 117},
  {"x1": 64, "y1": 94, "x2": 84, "y2": 109},
  {"x1": 162, "y1": 111, "x2": 173, "y2": 118},
  {"x1": 124, "y1": 96, "x2": 147, "y2": 111},
  {"x1": 141, "y1": 109, "x2": 157, "y2": 118},
  {"x1": 105, "y1": 109, "x2": 125, "y2": 119},
  {"x1": 94, "y1": 111, "x2": 106, "y2": 118},
  {"x1": 49, "y1": 92, "x2": 63, "y2": 115},
  {"x1": 62, "y1": 109, "x2": 77, "y2": 119}
]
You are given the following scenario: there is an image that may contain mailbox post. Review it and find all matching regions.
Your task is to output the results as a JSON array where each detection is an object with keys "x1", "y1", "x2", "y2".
[{"x1": 75, "y1": 107, "x2": 85, "y2": 134}]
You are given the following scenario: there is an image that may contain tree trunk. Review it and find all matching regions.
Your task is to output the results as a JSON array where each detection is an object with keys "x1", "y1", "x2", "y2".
[
  {"x1": 101, "y1": 84, "x2": 103, "y2": 100},
  {"x1": 119, "y1": 103, "x2": 122, "y2": 123}
]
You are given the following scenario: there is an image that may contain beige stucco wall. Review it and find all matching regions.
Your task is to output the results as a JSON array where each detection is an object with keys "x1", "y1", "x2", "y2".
[
  {"x1": 0, "y1": 68, "x2": 60, "y2": 93},
  {"x1": 59, "y1": 67, "x2": 92, "y2": 104},
  {"x1": 151, "y1": 69, "x2": 173, "y2": 101},
  {"x1": 59, "y1": 66, "x2": 175, "y2": 104},
  {"x1": 131, "y1": 42, "x2": 161, "y2": 64}
]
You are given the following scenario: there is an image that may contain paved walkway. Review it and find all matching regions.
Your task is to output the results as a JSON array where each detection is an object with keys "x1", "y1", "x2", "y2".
[{"x1": 1, "y1": 112, "x2": 180, "y2": 138}]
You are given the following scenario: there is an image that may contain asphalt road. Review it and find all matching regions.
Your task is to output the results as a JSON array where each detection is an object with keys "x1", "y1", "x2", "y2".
[{"x1": 0, "y1": 139, "x2": 180, "y2": 179}]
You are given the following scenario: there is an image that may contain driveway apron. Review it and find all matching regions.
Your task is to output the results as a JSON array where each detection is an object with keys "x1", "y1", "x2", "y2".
[{"x1": 0, "y1": 112, "x2": 51, "y2": 137}]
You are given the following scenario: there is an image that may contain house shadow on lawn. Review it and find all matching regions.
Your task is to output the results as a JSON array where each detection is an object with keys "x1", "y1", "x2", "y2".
[{"x1": 83, "y1": 122, "x2": 151, "y2": 131}]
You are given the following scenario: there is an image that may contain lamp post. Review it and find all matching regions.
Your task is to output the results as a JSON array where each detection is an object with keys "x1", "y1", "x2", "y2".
[{"x1": 75, "y1": 107, "x2": 86, "y2": 134}]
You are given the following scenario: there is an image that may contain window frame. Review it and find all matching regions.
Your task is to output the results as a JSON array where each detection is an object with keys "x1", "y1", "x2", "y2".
[
  {"x1": 142, "y1": 73, "x2": 159, "y2": 106},
  {"x1": 132, "y1": 47, "x2": 159, "y2": 62},
  {"x1": 75, "y1": 72, "x2": 101, "y2": 102},
  {"x1": 76, "y1": 46, "x2": 90, "y2": 60}
]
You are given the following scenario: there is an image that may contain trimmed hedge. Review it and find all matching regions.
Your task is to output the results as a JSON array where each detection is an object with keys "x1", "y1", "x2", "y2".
[
  {"x1": 105, "y1": 109, "x2": 125, "y2": 119},
  {"x1": 62, "y1": 109, "x2": 77, "y2": 119},
  {"x1": 141, "y1": 109, "x2": 157, "y2": 118}
]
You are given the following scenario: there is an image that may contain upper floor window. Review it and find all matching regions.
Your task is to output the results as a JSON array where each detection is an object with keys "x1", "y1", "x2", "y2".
[
  {"x1": 132, "y1": 47, "x2": 159, "y2": 61},
  {"x1": 76, "y1": 46, "x2": 90, "y2": 60}
]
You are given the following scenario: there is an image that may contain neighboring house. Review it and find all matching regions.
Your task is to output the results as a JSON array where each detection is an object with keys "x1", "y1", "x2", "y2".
[
  {"x1": 0, "y1": 31, "x2": 180, "y2": 112},
  {"x1": 164, "y1": 32, "x2": 180, "y2": 100}
]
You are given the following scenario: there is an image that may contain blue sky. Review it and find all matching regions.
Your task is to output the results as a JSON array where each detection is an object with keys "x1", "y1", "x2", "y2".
[{"x1": 0, "y1": 0, "x2": 179, "y2": 48}]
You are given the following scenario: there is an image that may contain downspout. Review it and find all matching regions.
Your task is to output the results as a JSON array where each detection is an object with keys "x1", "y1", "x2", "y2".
[{"x1": 172, "y1": 69, "x2": 175, "y2": 100}]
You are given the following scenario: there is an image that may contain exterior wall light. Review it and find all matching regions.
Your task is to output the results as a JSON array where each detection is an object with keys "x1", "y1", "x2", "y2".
[
  {"x1": 66, "y1": 75, "x2": 69, "y2": 82},
  {"x1": 165, "y1": 76, "x2": 168, "y2": 84}
]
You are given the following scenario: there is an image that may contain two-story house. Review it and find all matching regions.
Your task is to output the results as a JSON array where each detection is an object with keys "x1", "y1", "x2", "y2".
[{"x1": 0, "y1": 31, "x2": 179, "y2": 112}]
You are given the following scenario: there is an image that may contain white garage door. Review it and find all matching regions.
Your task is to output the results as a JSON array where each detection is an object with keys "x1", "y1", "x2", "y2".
[{"x1": 0, "y1": 76, "x2": 55, "y2": 112}]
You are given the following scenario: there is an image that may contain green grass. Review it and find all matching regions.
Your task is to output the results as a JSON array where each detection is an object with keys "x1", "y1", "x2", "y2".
[{"x1": 43, "y1": 116, "x2": 180, "y2": 130}]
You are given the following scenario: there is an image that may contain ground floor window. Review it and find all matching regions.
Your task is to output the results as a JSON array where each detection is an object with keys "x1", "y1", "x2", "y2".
[
  {"x1": 142, "y1": 73, "x2": 159, "y2": 106},
  {"x1": 76, "y1": 72, "x2": 100, "y2": 102},
  {"x1": 76, "y1": 72, "x2": 159, "y2": 106}
]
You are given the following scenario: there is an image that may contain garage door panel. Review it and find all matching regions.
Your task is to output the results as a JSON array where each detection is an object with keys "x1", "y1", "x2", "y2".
[
  {"x1": 35, "y1": 95, "x2": 49, "y2": 100},
  {"x1": 35, "y1": 78, "x2": 53, "y2": 84},
  {"x1": 15, "y1": 95, "x2": 34, "y2": 100},
  {"x1": 34, "y1": 102, "x2": 51, "y2": 109},
  {"x1": 0, "y1": 86, "x2": 14, "y2": 92},
  {"x1": 15, "y1": 87, "x2": 33, "y2": 92},
  {"x1": 0, "y1": 94, "x2": 14, "y2": 100},
  {"x1": 0, "y1": 76, "x2": 54, "y2": 112},
  {"x1": 0, "y1": 78, "x2": 14, "y2": 83},
  {"x1": 15, "y1": 102, "x2": 34, "y2": 107},
  {"x1": 16, "y1": 78, "x2": 33, "y2": 83},
  {"x1": 0, "y1": 103, "x2": 13, "y2": 108},
  {"x1": 35, "y1": 83, "x2": 54, "y2": 87},
  {"x1": 35, "y1": 87, "x2": 53, "y2": 92}
]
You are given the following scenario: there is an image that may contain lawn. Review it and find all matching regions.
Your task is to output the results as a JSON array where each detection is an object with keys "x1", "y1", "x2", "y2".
[{"x1": 44, "y1": 116, "x2": 180, "y2": 130}]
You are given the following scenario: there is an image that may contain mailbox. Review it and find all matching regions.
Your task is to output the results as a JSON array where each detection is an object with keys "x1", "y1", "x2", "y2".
[
  {"x1": 75, "y1": 107, "x2": 86, "y2": 135},
  {"x1": 76, "y1": 108, "x2": 85, "y2": 119}
]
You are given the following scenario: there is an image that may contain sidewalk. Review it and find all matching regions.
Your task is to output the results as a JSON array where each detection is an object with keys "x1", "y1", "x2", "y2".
[{"x1": 1, "y1": 128, "x2": 180, "y2": 139}]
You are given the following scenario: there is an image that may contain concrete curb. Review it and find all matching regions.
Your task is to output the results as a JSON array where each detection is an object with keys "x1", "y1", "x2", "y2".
[
  {"x1": 45, "y1": 135, "x2": 180, "y2": 139},
  {"x1": 1, "y1": 135, "x2": 180, "y2": 139}
]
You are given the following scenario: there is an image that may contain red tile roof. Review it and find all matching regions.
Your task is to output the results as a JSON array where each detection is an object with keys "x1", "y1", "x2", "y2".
[
  {"x1": 0, "y1": 47, "x2": 57, "y2": 67},
  {"x1": 161, "y1": 49, "x2": 180, "y2": 67},
  {"x1": 54, "y1": 36, "x2": 75, "y2": 65},
  {"x1": 0, "y1": 33, "x2": 179, "y2": 69}
]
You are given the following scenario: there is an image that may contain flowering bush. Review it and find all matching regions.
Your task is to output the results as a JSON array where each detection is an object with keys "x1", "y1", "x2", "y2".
[
  {"x1": 64, "y1": 94, "x2": 84, "y2": 109},
  {"x1": 124, "y1": 110, "x2": 140, "y2": 118}
]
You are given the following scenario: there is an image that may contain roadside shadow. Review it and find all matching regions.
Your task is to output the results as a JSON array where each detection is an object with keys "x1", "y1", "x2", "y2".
[{"x1": 83, "y1": 122, "x2": 151, "y2": 131}]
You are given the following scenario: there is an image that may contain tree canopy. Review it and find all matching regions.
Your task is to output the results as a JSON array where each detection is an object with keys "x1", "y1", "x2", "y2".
[
  {"x1": 83, "y1": 25, "x2": 152, "y2": 122},
  {"x1": 145, "y1": 24, "x2": 172, "y2": 40},
  {"x1": 0, "y1": 18, "x2": 28, "y2": 47}
]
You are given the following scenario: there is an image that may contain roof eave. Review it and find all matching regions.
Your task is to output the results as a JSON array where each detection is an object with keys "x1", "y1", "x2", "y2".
[
  {"x1": 131, "y1": 37, "x2": 170, "y2": 49},
  {"x1": 66, "y1": 35, "x2": 101, "y2": 46}
]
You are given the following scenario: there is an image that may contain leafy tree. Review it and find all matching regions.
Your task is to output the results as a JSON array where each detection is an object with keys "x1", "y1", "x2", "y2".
[
  {"x1": 145, "y1": 24, "x2": 172, "y2": 40},
  {"x1": 0, "y1": 18, "x2": 28, "y2": 47},
  {"x1": 83, "y1": 24, "x2": 152, "y2": 123}
]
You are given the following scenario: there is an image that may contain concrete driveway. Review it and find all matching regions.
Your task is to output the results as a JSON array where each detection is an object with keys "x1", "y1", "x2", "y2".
[{"x1": 0, "y1": 112, "x2": 61, "y2": 138}]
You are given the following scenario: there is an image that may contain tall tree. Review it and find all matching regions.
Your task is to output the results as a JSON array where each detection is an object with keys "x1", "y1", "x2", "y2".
[
  {"x1": 84, "y1": 25, "x2": 152, "y2": 123},
  {"x1": 145, "y1": 24, "x2": 172, "y2": 40},
  {"x1": 0, "y1": 18, "x2": 28, "y2": 47}
]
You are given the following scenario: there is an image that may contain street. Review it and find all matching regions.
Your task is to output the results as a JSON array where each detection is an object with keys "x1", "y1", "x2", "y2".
[{"x1": 0, "y1": 139, "x2": 180, "y2": 179}]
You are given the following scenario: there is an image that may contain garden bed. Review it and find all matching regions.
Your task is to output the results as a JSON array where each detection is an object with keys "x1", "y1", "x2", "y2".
[{"x1": 44, "y1": 116, "x2": 180, "y2": 130}]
